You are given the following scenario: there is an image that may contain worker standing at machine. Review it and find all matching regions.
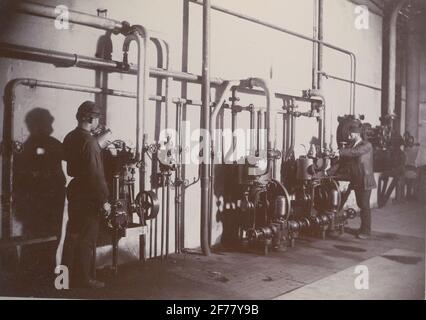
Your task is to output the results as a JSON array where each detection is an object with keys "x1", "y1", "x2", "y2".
[
  {"x1": 336, "y1": 125, "x2": 376, "y2": 240},
  {"x1": 62, "y1": 101, "x2": 110, "y2": 289}
]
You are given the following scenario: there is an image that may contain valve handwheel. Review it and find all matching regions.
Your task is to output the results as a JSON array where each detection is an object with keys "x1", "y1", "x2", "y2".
[{"x1": 136, "y1": 190, "x2": 160, "y2": 221}]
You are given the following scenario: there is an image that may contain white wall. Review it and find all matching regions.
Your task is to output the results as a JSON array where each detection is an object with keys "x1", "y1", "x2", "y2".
[{"x1": 0, "y1": 0, "x2": 384, "y2": 257}]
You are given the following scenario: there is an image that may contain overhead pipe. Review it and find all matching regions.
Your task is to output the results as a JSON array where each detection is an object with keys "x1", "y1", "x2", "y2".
[
  {"x1": 0, "y1": 42, "x2": 327, "y2": 104},
  {"x1": 0, "y1": 42, "x2": 225, "y2": 85},
  {"x1": 385, "y1": 0, "x2": 409, "y2": 125},
  {"x1": 200, "y1": 0, "x2": 211, "y2": 256},
  {"x1": 189, "y1": 0, "x2": 356, "y2": 114}
]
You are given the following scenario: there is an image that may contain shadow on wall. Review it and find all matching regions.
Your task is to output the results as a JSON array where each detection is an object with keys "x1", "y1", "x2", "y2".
[{"x1": 12, "y1": 108, "x2": 66, "y2": 276}]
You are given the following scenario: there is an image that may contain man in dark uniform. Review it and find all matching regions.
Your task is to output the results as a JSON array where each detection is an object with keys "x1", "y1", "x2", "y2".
[
  {"x1": 338, "y1": 125, "x2": 377, "y2": 240},
  {"x1": 62, "y1": 101, "x2": 110, "y2": 288}
]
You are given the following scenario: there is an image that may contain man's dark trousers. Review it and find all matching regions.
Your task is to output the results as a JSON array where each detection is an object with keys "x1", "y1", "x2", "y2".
[
  {"x1": 354, "y1": 188, "x2": 372, "y2": 234},
  {"x1": 62, "y1": 199, "x2": 100, "y2": 285}
]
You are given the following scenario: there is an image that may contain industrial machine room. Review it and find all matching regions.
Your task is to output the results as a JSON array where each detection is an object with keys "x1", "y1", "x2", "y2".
[{"x1": 0, "y1": 0, "x2": 425, "y2": 301}]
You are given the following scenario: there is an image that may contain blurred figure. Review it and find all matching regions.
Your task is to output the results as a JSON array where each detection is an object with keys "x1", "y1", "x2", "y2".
[{"x1": 13, "y1": 108, "x2": 66, "y2": 281}]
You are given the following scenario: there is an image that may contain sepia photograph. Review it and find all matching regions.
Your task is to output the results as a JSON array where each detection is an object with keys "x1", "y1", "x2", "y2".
[{"x1": 0, "y1": 0, "x2": 425, "y2": 304}]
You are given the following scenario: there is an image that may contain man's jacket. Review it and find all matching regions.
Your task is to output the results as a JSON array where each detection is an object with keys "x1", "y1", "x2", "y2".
[
  {"x1": 63, "y1": 127, "x2": 109, "y2": 206},
  {"x1": 340, "y1": 140, "x2": 377, "y2": 190}
]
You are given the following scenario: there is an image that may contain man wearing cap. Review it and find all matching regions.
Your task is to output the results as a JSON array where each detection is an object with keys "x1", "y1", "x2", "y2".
[
  {"x1": 337, "y1": 125, "x2": 376, "y2": 240},
  {"x1": 62, "y1": 101, "x2": 110, "y2": 288}
]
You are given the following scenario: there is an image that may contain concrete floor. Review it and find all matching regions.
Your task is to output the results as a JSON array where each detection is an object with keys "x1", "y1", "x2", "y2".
[{"x1": 1, "y1": 201, "x2": 425, "y2": 300}]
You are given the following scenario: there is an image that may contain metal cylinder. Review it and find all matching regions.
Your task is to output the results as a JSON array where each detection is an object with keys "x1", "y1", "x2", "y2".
[
  {"x1": 113, "y1": 175, "x2": 120, "y2": 201},
  {"x1": 274, "y1": 196, "x2": 287, "y2": 218},
  {"x1": 296, "y1": 157, "x2": 313, "y2": 181},
  {"x1": 330, "y1": 189, "x2": 340, "y2": 212}
]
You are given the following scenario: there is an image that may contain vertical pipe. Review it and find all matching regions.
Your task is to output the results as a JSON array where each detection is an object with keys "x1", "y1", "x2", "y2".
[
  {"x1": 312, "y1": 0, "x2": 318, "y2": 89},
  {"x1": 149, "y1": 209, "x2": 153, "y2": 258},
  {"x1": 317, "y1": 0, "x2": 325, "y2": 148},
  {"x1": 1, "y1": 80, "x2": 24, "y2": 240},
  {"x1": 200, "y1": 0, "x2": 211, "y2": 256},
  {"x1": 405, "y1": 16, "x2": 421, "y2": 141},
  {"x1": 387, "y1": 0, "x2": 409, "y2": 123},
  {"x1": 257, "y1": 110, "x2": 264, "y2": 155},
  {"x1": 161, "y1": 177, "x2": 165, "y2": 259},
  {"x1": 250, "y1": 105, "x2": 256, "y2": 155},
  {"x1": 166, "y1": 175, "x2": 170, "y2": 258},
  {"x1": 180, "y1": 0, "x2": 190, "y2": 253},
  {"x1": 231, "y1": 108, "x2": 237, "y2": 153},
  {"x1": 175, "y1": 102, "x2": 182, "y2": 253},
  {"x1": 290, "y1": 113, "x2": 296, "y2": 150},
  {"x1": 285, "y1": 111, "x2": 290, "y2": 157},
  {"x1": 154, "y1": 196, "x2": 158, "y2": 257}
]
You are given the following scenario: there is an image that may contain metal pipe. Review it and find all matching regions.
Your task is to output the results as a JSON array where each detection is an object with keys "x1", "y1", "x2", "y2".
[
  {"x1": 312, "y1": 0, "x2": 318, "y2": 89},
  {"x1": 160, "y1": 176, "x2": 165, "y2": 259},
  {"x1": 1, "y1": 79, "x2": 25, "y2": 239},
  {"x1": 122, "y1": 26, "x2": 149, "y2": 196},
  {"x1": 386, "y1": 0, "x2": 409, "y2": 122},
  {"x1": 248, "y1": 78, "x2": 274, "y2": 173},
  {"x1": 17, "y1": 1, "x2": 124, "y2": 34},
  {"x1": 175, "y1": 102, "x2": 183, "y2": 253},
  {"x1": 257, "y1": 110, "x2": 264, "y2": 155},
  {"x1": 318, "y1": 71, "x2": 382, "y2": 91},
  {"x1": 0, "y1": 42, "x2": 331, "y2": 104},
  {"x1": 249, "y1": 105, "x2": 256, "y2": 155},
  {"x1": 189, "y1": 0, "x2": 357, "y2": 113},
  {"x1": 166, "y1": 175, "x2": 170, "y2": 258},
  {"x1": 200, "y1": 0, "x2": 211, "y2": 256},
  {"x1": 0, "y1": 42, "x2": 224, "y2": 85},
  {"x1": 405, "y1": 15, "x2": 421, "y2": 141}
]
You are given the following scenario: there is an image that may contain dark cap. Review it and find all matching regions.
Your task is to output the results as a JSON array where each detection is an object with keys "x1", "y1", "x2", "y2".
[
  {"x1": 348, "y1": 125, "x2": 362, "y2": 134},
  {"x1": 76, "y1": 101, "x2": 101, "y2": 119}
]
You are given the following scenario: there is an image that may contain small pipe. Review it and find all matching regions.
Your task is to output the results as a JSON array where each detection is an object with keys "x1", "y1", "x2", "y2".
[
  {"x1": 161, "y1": 176, "x2": 165, "y2": 259},
  {"x1": 154, "y1": 195, "x2": 158, "y2": 258},
  {"x1": 312, "y1": 0, "x2": 318, "y2": 89},
  {"x1": 257, "y1": 110, "x2": 264, "y2": 155},
  {"x1": 149, "y1": 216, "x2": 153, "y2": 258},
  {"x1": 248, "y1": 78, "x2": 274, "y2": 175},
  {"x1": 249, "y1": 105, "x2": 256, "y2": 155},
  {"x1": 231, "y1": 108, "x2": 237, "y2": 154},
  {"x1": 122, "y1": 25, "x2": 149, "y2": 196},
  {"x1": 175, "y1": 102, "x2": 183, "y2": 253},
  {"x1": 166, "y1": 175, "x2": 170, "y2": 258}
]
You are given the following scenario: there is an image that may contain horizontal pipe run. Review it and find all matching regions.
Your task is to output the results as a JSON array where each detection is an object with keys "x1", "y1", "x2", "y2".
[
  {"x1": 189, "y1": 0, "x2": 357, "y2": 113},
  {"x1": 8, "y1": 78, "x2": 204, "y2": 106},
  {"x1": 188, "y1": 0, "x2": 355, "y2": 57},
  {"x1": 318, "y1": 71, "x2": 381, "y2": 91},
  {"x1": 234, "y1": 87, "x2": 321, "y2": 103},
  {"x1": 0, "y1": 42, "x2": 225, "y2": 85}
]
